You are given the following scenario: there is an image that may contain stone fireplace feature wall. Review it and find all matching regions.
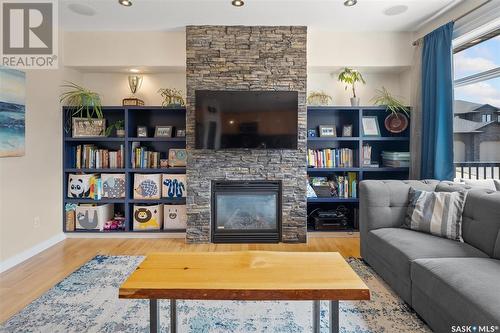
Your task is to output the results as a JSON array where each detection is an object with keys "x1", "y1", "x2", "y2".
[{"x1": 186, "y1": 26, "x2": 307, "y2": 243}]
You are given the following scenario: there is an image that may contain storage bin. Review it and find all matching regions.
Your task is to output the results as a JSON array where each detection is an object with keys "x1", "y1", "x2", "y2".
[
  {"x1": 102, "y1": 173, "x2": 126, "y2": 198},
  {"x1": 162, "y1": 174, "x2": 187, "y2": 198},
  {"x1": 68, "y1": 173, "x2": 96, "y2": 198},
  {"x1": 75, "y1": 204, "x2": 114, "y2": 231},
  {"x1": 133, "y1": 173, "x2": 161, "y2": 199},
  {"x1": 133, "y1": 204, "x2": 163, "y2": 230},
  {"x1": 163, "y1": 204, "x2": 187, "y2": 230}
]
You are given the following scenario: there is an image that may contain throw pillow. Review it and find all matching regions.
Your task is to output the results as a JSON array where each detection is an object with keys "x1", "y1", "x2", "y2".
[
  {"x1": 404, "y1": 187, "x2": 467, "y2": 242},
  {"x1": 461, "y1": 179, "x2": 499, "y2": 191}
]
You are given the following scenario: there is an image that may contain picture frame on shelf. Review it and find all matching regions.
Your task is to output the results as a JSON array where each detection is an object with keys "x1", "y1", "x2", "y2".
[
  {"x1": 154, "y1": 126, "x2": 173, "y2": 138},
  {"x1": 342, "y1": 125, "x2": 353, "y2": 137},
  {"x1": 318, "y1": 125, "x2": 337, "y2": 138},
  {"x1": 176, "y1": 129, "x2": 186, "y2": 137},
  {"x1": 137, "y1": 126, "x2": 148, "y2": 137},
  {"x1": 362, "y1": 116, "x2": 381, "y2": 137}
]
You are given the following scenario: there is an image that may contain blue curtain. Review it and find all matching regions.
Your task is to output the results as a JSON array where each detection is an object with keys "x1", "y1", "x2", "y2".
[{"x1": 420, "y1": 22, "x2": 455, "y2": 180}]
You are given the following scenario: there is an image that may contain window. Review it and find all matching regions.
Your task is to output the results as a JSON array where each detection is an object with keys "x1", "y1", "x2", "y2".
[
  {"x1": 481, "y1": 114, "x2": 492, "y2": 122},
  {"x1": 453, "y1": 30, "x2": 500, "y2": 179}
]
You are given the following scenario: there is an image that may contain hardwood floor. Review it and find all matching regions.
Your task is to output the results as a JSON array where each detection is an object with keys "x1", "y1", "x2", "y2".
[{"x1": 0, "y1": 236, "x2": 360, "y2": 323}]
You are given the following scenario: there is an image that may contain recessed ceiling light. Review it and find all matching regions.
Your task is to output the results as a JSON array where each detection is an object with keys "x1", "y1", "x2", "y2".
[
  {"x1": 344, "y1": 0, "x2": 357, "y2": 7},
  {"x1": 118, "y1": 0, "x2": 132, "y2": 7},
  {"x1": 384, "y1": 5, "x2": 408, "y2": 16},
  {"x1": 231, "y1": 0, "x2": 244, "y2": 7},
  {"x1": 129, "y1": 68, "x2": 140, "y2": 73},
  {"x1": 67, "y1": 3, "x2": 96, "y2": 16}
]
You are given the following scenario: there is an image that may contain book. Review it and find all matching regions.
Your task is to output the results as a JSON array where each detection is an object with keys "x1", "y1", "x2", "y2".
[{"x1": 73, "y1": 144, "x2": 124, "y2": 169}]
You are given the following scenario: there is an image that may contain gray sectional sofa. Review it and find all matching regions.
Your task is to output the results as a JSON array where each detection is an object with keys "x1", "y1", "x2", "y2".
[{"x1": 360, "y1": 180, "x2": 500, "y2": 333}]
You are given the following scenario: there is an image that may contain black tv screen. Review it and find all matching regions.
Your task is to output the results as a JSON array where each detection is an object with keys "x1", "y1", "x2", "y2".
[{"x1": 195, "y1": 90, "x2": 298, "y2": 149}]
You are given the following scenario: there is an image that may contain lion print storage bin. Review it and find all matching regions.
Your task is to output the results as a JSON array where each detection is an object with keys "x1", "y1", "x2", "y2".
[
  {"x1": 75, "y1": 204, "x2": 114, "y2": 231},
  {"x1": 162, "y1": 174, "x2": 186, "y2": 198},
  {"x1": 133, "y1": 204, "x2": 163, "y2": 230},
  {"x1": 133, "y1": 174, "x2": 161, "y2": 200},
  {"x1": 102, "y1": 173, "x2": 126, "y2": 198},
  {"x1": 163, "y1": 204, "x2": 187, "y2": 230}
]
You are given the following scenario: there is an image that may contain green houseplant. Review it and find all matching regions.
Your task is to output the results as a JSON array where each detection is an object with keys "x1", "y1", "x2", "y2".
[
  {"x1": 60, "y1": 82, "x2": 105, "y2": 136},
  {"x1": 372, "y1": 87, "x2": 410, "y2": 133},
  {"x1": 106, "y1": 120, "x2": 125, "y2": 137},
  {"x1": 338, "y1": 67, "x2": 366, "y2": 106}
]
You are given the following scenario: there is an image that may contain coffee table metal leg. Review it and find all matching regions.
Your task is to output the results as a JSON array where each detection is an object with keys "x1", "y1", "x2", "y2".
[
  {"x1": 170, "y1": 299, "x2": 177, "y2": 333},
  {"x1": 330, "y1": 300, "x2": 339, "y2": 333},
  {"x1": 312, "y1": 300, "x2": 321, "y2": 333},
  {"x1": 150, "y1": 299, "x2": 159, "y2": 333}
]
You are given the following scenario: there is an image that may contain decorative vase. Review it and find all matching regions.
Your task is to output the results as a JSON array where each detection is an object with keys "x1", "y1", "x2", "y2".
[
  {"x1": 350, "y1": 97, "x2": 360, "y2": 106},
  {"x1": 116, "y1": 129, "x2": 125, "y2": 137},
  {"x1": 384, "y1": 113, "x2": 409, "y2": 133}
]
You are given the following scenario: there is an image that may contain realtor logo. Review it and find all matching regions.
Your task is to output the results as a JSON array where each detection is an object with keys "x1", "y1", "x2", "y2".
[{"x1": 1, "y1": 0, "x2": 58, "y2": 68}]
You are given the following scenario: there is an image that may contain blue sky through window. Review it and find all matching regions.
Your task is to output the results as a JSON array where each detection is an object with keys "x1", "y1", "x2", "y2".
[{"x1": 454, "y1": 36, "x2": 500, "y2": 107}]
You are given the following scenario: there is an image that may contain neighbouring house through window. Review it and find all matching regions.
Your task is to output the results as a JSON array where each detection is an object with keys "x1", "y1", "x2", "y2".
[{"x1": 453, "y1": 29, "x2": 500, "y2": 179}]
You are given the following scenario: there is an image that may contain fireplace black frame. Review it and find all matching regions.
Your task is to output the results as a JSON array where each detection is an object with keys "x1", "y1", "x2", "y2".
[{"x1": 211, "y1": 180, "x2": 282, "y2": 243}]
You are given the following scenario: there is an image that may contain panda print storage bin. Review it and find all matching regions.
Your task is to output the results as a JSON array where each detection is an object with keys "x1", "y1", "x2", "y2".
[
  {"x1": 133, "y1": 174, "x2": 161, "y2": 200},
  {"x1": 68, "y1": 174, "x2": 95, "y2": 198},
  {"x1": 133, "y1": 204, "x2": 163, "y2": 230},
  {"x1": 163, "y1": 204, "x2": 187, "y2": 230},
  {"x1": 102, "y1": 173, "x2": 126, "y2": 198}
]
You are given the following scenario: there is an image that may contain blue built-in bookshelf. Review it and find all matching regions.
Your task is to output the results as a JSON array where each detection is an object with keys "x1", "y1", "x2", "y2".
[
  {"x1": 62, "y1": 106, "x2": 186, "y2": 233},
  {"x1": 306, "y1": 106, "x2": 410, "y2": 231}
]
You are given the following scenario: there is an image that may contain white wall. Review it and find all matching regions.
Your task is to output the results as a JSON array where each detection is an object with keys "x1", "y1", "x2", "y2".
[
  {"x1": 0, "y1": 67, "x2": 82, "y2": 264},
  {"x1": 81, "y1": 72, "x2": 186, "y2": 106},
  {"x1": 307, "y1": 70, "x2": 411, "y2": 106},
  {"x1": 308, "y1": 31, "x2": 414, "y2": 68}
]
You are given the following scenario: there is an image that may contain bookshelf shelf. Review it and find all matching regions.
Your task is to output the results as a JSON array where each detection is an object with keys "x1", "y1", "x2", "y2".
[
  {"x1": 64, "y1": 168, "x2": 126, "y2": 173},
  {"x1": 128, "y1": 137, "x2": 186, "y2": 142},
  {"x1": 129, "y1": 167, "x2": 186, "y2": 174},
  {"x1": 307, "y1": 167, "x2": 360, "y2": 172},
  {"x1": 64, "y1": 137, "x2": 125, "y2": 142},
  {"x1": 307, "y1": 197, "x2": 359, "y2": 203},
  {"x1": 63, "y1": 106, "x2": 187, "y2": 234},
  {"x1": 308, "y1": 137, "x2": 360, "y2": 142},
  {"x1": 307, "y1": 106, "x2": 410, "y2": 232}
]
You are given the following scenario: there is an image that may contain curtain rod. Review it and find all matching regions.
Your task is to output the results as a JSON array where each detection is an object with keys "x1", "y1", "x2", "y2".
[{"x1": 412, "y1": 0, "x2": 492, "y2": 46}]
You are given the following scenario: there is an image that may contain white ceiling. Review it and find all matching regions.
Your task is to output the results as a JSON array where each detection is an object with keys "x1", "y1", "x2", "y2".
[{"x1": 60, "y1": 0, "x2": 462, "y2": 32}]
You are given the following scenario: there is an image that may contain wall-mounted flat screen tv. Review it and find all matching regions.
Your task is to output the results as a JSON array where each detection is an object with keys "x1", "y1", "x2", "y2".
[{"x1": 195, "y1": 90, "x2": 298, "y2": 149}]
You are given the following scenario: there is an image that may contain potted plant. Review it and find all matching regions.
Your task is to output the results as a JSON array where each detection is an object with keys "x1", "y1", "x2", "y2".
[
  {"x1": 60, "y1": 82, "x2": 105, "y2": 137},
  {"x1": 338, "y1": 67, "x2": 366, "y2": 106},
  {"x1": 371, "y1": 87, "x2": 410, "y2": 133},
  {"x1": 106, "y1": 120, "x2": 125, "y2": 137}
]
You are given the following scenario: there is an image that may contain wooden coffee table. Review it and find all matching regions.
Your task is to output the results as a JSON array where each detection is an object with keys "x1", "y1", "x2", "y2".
[{"x1": 119, "y1": 251, "x2": 370, "y2": 333}]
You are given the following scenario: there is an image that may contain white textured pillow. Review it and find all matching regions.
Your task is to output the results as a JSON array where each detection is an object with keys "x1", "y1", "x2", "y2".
[
  {"x1": 461, "y1": 179, "x2": 498, "y2": 191},
  {"x1": 404, "y1": 187, "x2": 468, "y2": 241}
]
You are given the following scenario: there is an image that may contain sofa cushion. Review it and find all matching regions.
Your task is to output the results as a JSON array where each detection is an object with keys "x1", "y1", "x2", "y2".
[
  {"x1": 461, "y1": 190, "x2": 500, "y2": 259},
  {"x1": 411, "y1": 258, "x2": 500, "y2": 327},
  {"x1": 404, "y1": 187, "x2": 467, "y2": 241},
  {"x1": 368, "y1": 228, "x2": 488, "y2": 282}
]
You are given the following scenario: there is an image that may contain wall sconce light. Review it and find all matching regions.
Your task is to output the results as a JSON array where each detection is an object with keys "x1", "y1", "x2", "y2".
[{"x1": 122, "y1": 75, "x2": 145, "y2": 106}]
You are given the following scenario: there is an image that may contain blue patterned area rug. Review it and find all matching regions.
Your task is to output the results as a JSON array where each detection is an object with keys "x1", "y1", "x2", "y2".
[{"x1": 0, "y1": 256, "x2": 430, "y2": 333}]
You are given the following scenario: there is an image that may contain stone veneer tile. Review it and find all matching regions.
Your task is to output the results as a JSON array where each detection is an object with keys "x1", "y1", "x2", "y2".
[{"x1": 186, "y1": 26, "x2": 307, "y2": 243}]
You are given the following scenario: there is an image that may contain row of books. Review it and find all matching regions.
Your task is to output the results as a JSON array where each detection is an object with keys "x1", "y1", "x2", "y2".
[
  {"x1": 131, "y1": 142, "x2": 165, "y2": 169},
  {"x1": 307, "y1": 148, "x2": 355, "y2": 168},
  {"x1": 72, "y1": 145, "x2": 124, "y2": 169},
  {"x1": 310, "y1": 172, "x2": 357, "y2": 198}
]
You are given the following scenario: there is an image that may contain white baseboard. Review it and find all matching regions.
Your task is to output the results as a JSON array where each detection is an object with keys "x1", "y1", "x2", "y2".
[
  {"x1": 65, "y1": 232, "x2": 186, "y2": 239},
  {"x1": 0, "y1": 233, "x2": 66, "y2": 273}
]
